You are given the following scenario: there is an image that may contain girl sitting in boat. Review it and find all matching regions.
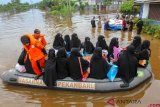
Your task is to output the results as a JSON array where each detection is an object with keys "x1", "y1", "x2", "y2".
[
  {"x1": 53, "y1": 33, "x2": 65, "y2": 51},
  {"x1": 131, "y1": 36, "x2": 142, "y2": 54},
  {"x1": 117, "y1": 45, "x2": 138, "y2": 87},
  {"x1": 136, "y1": 40, "x2": 151, "y2": 67},
  {"x1": 107, "y1": 37, "x2": 120, "y2": 63},
  {"x1": 43, "y1": 49, "x2": 57, "y2": 87},
  {"x1": 89, "y1": 47, "x2": 110, "y2": 79},
  {"x1": 68, "y1": 48, "x2": 89, "y2": 80},
  {"x1": 56, "y1": 47, "x2": 69, "y2": 79},
  {"x1": 96, "y1": 35, "x2": 109, "y2": 51},
  {"x1": 64, "y1": 35, "x2": 71, "y2": 52},
  {"x1": 82, "y1": 37, "x2": 95, "y2": 55},
  {"x1": 70, "y1": 33, "x2": 81, "y2": 49}
]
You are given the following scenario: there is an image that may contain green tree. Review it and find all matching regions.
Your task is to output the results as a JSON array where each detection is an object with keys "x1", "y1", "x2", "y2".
[
  {"x1": 103, "y1": 0, "x2": 112, "y2": 6},
  {"x1": 120, "y1": 0, "x2": 134, "y2": 14},
  {"x1": 0, "y1": 0, "x2": 30, "y2": 13},
  {"x1": 38, "y1": 0, "x2": 77, "y2": 17},
  {"x1": 11, "y1": 0, "x2": 20, "y2": 4}
]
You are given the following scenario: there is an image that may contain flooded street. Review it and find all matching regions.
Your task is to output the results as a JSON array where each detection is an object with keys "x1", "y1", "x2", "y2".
[{"x1": 0, "y1": 9, "x2": 160, "y2": 107}]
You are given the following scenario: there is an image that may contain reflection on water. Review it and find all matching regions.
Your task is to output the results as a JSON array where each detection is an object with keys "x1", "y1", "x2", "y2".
[
  {"x1": 1, "y1": 80, "x2": 152, "y2": 107},
  {"x1": 0, "y1": 9, "x2": 160, "y2": 107}
]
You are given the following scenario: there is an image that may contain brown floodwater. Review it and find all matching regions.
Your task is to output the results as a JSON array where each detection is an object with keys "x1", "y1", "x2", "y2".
[{"x1": 0, "y1": 9, "x2": 160, "y2": 107}]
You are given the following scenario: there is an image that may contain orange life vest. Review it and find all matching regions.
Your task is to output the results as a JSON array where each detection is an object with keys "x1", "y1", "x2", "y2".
[
  {"x1": 23, "y1": 34, "x2": 45, "y2": 61},
  {"x1": 33, "y1": 33, "x2": 47, "y2": 46}
]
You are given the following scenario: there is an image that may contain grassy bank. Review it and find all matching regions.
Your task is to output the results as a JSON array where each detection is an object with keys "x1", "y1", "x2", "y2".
[
  {"x1": 0, "y1": 1, "x2": 30, "y2": 13},
  {"x1": 37, "y1": 0, "x2": 78, "y2": 17},
  {"x1": 142, "y1": 19, "x2": 160, "y2": 39}
]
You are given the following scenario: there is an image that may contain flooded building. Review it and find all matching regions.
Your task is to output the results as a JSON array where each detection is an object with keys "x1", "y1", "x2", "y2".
[
  {"x1": 134, "y1": 0, "x2": 160, "y2": 21},
  {"x1": 85, "y1": 0, "x2": 123, "y2": 11}
]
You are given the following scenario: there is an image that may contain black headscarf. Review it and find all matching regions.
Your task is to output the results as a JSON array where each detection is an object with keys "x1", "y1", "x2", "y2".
[
  {"x1": 64, "y1": 35, "x2": 71, "y2": 52},
  {"x1": 83, "y1": 37, "x2": 95, "y2": 54},
  {"x1": 57, "y1": 47, "x2": 67, "y2": 58},
  {"x1": 70, "y1": 48, "x2": 82, "y2": 58},
  {"x1": 90, "y1": 47, "x2": 110, "y2": 79},
  {"x1": 141, "y1": 40, "x2": 150, "y2": 50},
  {"x1": 70, "y1": 33, "x2": 81, "y2": 49},
  {"x1": 43, "y1": 49, "x2": 57, "y2": 87},
  {"x1": 96, "y1": 35, "x2": 108, "y2": 50},
  {"x1": 131, "y1": 36, "x2": 141, "y2": 51},
  {"x1": 53, "y1": 33, "x2": 65, "y2": 49},
  {"x1": 138, "y1": 40, "x2": 151, "y2": 60},
  {"x1": 68, "y1": 48, "x2": 89, "y2": 80},
  {"x1": 117, "y1": 45, "x2": 138, "y2": 83},
  {"x1": 56, "y1": 47, "x2": 68, "y2": 79},
  {"x1": 108, "y1": 37, "x2": 119, "y2": 59},
  {"x1": 126, "y1": 45, "x2": 135, "y2": 55},
  {"x1": 48, "y1": 49, "x2": 55, "y2": 60},
  {"x1": 91, "y1": 47, "x2": 102, "y2": 61}
]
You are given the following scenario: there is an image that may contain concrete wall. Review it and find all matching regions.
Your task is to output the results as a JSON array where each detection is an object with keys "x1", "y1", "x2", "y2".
[{"x1": 142, "y1": 3, "x2": 149, "y2": 18}]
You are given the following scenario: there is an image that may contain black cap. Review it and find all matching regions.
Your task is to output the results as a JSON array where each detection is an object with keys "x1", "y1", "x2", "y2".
[{"x1": 21, "y1": 35, "x2": 30, "y2": 45}]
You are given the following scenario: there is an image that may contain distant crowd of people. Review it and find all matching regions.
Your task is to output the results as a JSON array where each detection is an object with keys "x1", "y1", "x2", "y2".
[
  {"x1": 18, "y1": 28, "x2": 151, "y2": 87},
  {"x1": 91, "y1": 15, "x2": 144, "y2": 34}
]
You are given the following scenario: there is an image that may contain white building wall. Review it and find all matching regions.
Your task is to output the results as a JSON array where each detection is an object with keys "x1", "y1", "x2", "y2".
[
  {"x1": 142, "y1": 3, "x2": 149, "y2": 18},
  {"x1": 88, "y1": 0, "x2": 96, "y2": 5}
]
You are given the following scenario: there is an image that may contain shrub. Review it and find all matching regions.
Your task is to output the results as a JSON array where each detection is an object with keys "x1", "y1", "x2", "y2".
[{"x1": 142, "y1": 19, "x2": 160, "y2": 39}]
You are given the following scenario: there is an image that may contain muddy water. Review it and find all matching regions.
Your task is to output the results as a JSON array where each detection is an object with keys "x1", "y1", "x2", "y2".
[{"x1": 0, "y1": 9, "x2": 160, "y2": 107}]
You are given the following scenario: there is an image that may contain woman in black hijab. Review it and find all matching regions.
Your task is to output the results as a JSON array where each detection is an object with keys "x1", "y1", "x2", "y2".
[
  {"x1": 131, "y1": 36, "x2": 142, "y2": 52},
  {"x1": 64, "y1": 35, "x2": 71, "y2": 52},
  {"x1": 139, "y1": 40, "x2": 151, "y2": 60},
  {"x1": 43, "y1": 49, "x2": 57, "y2": 87},
  {"x1": 107, "y1": 37, "x2": 119, "y2": 62},
  {"x1": 68, "y1": 48, "x2": 89, "y2": 80},
  {"x1": 117, "y1": 45, "x2": 138, "y2": 87},
  {"x1": 137, "y1": 40, "x2": 151, "y2": 67},
  {"x1": 48, "y1": 49, "x2": 55, "y2": 60},
  {"x1": 53, "y1": 33, "x2": 65, "y2": 49},
  {"x1": 89, "y1": 47, "x2": 110, "y2": 79},
  {"x1": 96, "y1": 35, "x2": 108, "y2": 50},
  {"x1": 70, "y1": 33, "x2": 81, "y2": 49},
  {"x1": 82, "y1": 37, "x2": 95, "y2": 54},
  {"x1": 131, "y1": 36, "x2": 142, "y2": 60},
  {"x1": 56, "y1": 47, "x2": 69, "y2": 79}
]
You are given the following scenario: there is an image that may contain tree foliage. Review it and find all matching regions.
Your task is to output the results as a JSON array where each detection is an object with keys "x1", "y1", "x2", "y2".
[
  {"x1": 38, "y1": 0, "x2": 78, "y2": 17},
  {"x1": 103, "y1": 0, "x2": 112, "y2": 6},
  {"x1": 120, "y1": 0, "x2": 134, "y2": 14},
  {"x1": 0, "y1": 0, "x2": 30, "y2": 13}
]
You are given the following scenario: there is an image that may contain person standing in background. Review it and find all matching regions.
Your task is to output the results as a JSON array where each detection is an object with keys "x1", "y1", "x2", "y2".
[
  {"x1": 128, "y1": 19, "x2": 134, "y2": 31},
  {"x1": 91, "y1": 16, "x2": 96, "y2": 28},
  {"x1": 136, "y1": 18, "x2": 143, "y2": 34},
  {"x1": 122, "y1": 15, "x2": 127, "y2": 31},
  {"x1": 97, "y1": 16, "x2": 102, "y2": 28}
]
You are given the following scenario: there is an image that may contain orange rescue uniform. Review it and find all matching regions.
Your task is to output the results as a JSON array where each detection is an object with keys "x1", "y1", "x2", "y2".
[
  {"x1": 33, "y1": 34, "x2": 47, "y2": 47},
  {"x1": 23, "y1": 34, "x2": 45, "y2": 76}
]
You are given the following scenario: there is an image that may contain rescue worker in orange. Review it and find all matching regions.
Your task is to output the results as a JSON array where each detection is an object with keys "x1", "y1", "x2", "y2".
[
  {"x1": 33, "y1": 29, "x2": 47, "y2": 47},
  {"x1": 20, "y1": 34, "x2": 47, "y2": 78}
]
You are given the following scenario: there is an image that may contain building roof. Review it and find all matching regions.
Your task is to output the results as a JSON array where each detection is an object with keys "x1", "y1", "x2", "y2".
[
  {"x1": 95, "y1": 0, "x2": 103, "y2": 3},
  {"x1": 134, "y1": 0, "x2": 160, "y2": 3}
]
